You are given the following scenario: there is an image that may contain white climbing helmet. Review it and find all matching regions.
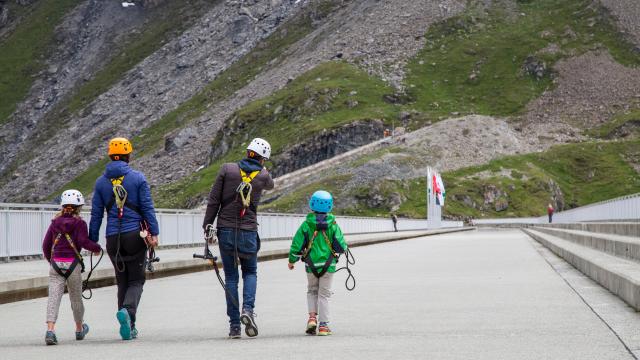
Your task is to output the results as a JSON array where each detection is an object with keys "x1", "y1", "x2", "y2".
[
  {"x1": 247, "y1": 138, "x2": 271, "y2": 159},
  {"x1": 60, "y1": 189, "x2": 85, "y2": 207}
]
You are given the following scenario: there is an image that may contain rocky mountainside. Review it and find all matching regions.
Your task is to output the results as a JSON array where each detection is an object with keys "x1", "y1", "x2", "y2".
[{"x1": 0, "y1": 0, "x2": 639, "y2": 219}]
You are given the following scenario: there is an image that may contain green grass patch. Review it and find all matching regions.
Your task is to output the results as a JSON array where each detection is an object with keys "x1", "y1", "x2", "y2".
[
  {"x1": 212, "y1": 61, "x2": 398, "y2": 160},
  {"x1": 443, "y1": 140, "x2": 640, "y2": 218},
  {"x1": 586, "y1": 108, "x2": 640, "y2": 139},
  {"x1": 404, "y1": 0, "x2": 640, "y2": 123},
  {"x1": 261, "y1": 174, "x2": 353, "y2": 213},
  {"x1": 0, "y1": 0, "x2": 78, "y2": 124}
]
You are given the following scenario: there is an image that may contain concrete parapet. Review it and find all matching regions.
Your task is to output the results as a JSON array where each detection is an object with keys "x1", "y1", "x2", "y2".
[
  {"x1": 523, "y1": 228, "x2": 640, "y2": 311},
  {"x1": 532, "y1": 226, "x2": 640, "y2": 263}
]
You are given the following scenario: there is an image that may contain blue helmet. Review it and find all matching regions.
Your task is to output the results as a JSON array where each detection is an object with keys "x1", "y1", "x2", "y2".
[{"x1": 309, "y1": 190, "x2": 333, "y2": 213}]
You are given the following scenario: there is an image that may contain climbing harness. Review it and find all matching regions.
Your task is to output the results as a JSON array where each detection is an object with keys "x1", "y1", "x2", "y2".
[
  {"x1": 236, "y1": 169, "x2": 260, "y2": 218},
  {"x1": 106, "y1": 175, "x2": 149, "y2": 273},
  {"x1": 297, "y1": 215, "x2": 357, "y2": 291},
  {"x1": 140, "y1": 221, "x2": 160, "y2": 272},
  {"x1": 82, "y1": 249, "x2": 104, "y2": 300},
  {"x1": 193, "y1": 225, "x2": 240, "y2": 308},
  {"x1": 50, "y1": 233, "x2": 85, "y2": 279}
]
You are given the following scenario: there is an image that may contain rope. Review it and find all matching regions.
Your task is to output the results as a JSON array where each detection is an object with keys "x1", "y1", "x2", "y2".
[
  {"x1": 335, "y1": 248, "x2": 356, "y2": 291},
  {"x1": 82, "y1": 249, "x2": 104, "y2": 300}
]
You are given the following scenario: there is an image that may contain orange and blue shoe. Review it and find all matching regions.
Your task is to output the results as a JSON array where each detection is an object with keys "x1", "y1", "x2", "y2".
[
  {"x1": 306, "y1": 316, "x2": 317, "y2": 335},
  {"x1": 318, "y1": 323, "x2": 332, "y2": 336}
]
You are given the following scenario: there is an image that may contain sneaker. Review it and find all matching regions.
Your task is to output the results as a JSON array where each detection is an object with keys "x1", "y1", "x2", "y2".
[
  {"x1": 75, "y1": 323, "x2": 89, "y2": 340},
  {"x1": 306, "y1": 316, "x2": 318, "y2": 335},
  {"x1": 318, "y1": 323, "x2": 332, "y2": 336},
  {"x1": 240, "y1": 309, "x2": 258, "y2": 337},
  {"x1": 131, "y1": 326, "x2": 138, "y2": 339},
  {"x1": 116, "y1": 308, "x2": 132, "y2": 340},
  {"x1": 45, "y1": 331, "x2": 57, "y2": 345},
  {"x1": 228, "y1": 325, "x2": 241, "y2": 339}
]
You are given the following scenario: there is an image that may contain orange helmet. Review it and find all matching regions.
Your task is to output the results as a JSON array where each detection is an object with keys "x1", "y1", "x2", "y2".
[{"x1": 108, "y1": 137, "x2": 133, "y2": 156}]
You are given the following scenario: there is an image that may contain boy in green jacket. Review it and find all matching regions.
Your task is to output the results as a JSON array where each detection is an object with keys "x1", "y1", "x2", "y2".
[{"x1": 288, "y1": 190, "x2": 348, "y2": 336}]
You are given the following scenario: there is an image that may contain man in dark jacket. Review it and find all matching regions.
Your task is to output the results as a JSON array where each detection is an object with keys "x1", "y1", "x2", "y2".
[
  {"x1": 89, "y1": 137, "x2": 159, "y2": 341},
  {"x1": 203, "y1": 137, "x2": 274, "y2": 339}
]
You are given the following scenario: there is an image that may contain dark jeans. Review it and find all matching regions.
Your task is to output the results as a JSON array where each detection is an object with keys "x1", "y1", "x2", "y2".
[
  {"x1": 107, "y1": 230, "x2": 146, "y2": 326},
  {"x1": 217, "y1": 228, "x2": 259, "y2": 326},
  {"x1": 548, "y1": 214, "x2": 553, "y2": 223}
]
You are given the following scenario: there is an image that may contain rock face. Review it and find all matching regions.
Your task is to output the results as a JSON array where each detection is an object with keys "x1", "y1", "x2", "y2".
[
  {"x1": 0, "y1": 0, "x2": 305, "y2": 201},
  {"x1": 483, "y1": 184, "x2": 509, "y2": 212},
  {"x1": 271, "y1": 119, "x2": 384, "y2": 177}
]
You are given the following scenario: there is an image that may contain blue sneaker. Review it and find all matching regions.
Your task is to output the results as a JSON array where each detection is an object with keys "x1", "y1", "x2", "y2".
[
  {"x1": 131, "y1": 326, "x2": 138, "y2": 339},
  {"x1": 76, "y1": 323, "x2": 89, "y2": 340},
  {"x1": 116, "y1": 308, "x2": 132, "y2": 340},
  {"x1": 45, "y1": 331, "x2": 57, "y2": 345}
]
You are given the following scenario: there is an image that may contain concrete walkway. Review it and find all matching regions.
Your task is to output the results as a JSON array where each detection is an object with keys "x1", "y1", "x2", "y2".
[{"x1": 0, "y1": 228, "x2": 633, "y2": 359}]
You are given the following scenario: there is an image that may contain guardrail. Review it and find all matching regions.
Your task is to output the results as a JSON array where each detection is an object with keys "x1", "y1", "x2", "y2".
[
  {"x1": 472, "y1": 193, "x2": 640, "y2": 225},
  {"x1": 0, "y1": 203, "x2": 463, "y2": 258}
]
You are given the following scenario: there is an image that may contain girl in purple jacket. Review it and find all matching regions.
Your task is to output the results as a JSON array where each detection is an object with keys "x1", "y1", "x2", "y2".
[{"x1": 42, "y1": 190, "x2": 101, "y2": 345}]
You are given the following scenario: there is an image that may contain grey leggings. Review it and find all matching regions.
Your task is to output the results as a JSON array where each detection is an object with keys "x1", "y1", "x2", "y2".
[
  {"x1": 46, "y1": 262, "x2": 84, "y2": 324},
  {"x1": 307, "y1": 272, "x2": 334, "y2": 324}
]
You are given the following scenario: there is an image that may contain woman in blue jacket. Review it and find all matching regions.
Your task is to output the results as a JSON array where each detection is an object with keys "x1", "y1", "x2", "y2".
[{"x1": 89, "y1": 138, "x2": 159, "y2": 341}]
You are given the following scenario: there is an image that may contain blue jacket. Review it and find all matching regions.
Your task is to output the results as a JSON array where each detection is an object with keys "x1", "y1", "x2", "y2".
[{"x1": 89, "y1": 161, "x2": 160, "y2": 241}]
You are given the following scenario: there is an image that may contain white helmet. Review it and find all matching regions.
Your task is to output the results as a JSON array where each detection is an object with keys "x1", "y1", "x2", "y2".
[
  {"x1": 247, "y1": 138, "x2": 271, "y2": 159},
  {"x1": 60, "y1": 189, "x2": 85, "y2": 207}
]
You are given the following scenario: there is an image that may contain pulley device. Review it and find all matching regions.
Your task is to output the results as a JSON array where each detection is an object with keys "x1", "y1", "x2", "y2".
[
  {"x1": 193, "y1": 224, "x2": 239, "y2": 307},
  {"x1": 140, "y1": 221, "x2": 160, "y2": 272}
]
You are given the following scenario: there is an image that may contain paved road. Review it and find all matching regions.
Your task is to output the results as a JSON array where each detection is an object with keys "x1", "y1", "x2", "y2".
[{"x1": 0, "y1": 229, "x2": 632, "y2": 359}]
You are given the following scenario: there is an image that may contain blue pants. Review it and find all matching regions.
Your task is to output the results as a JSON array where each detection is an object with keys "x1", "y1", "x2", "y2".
[{"x1": 217, "y1": 228, "x2": 259, "y2": 326}]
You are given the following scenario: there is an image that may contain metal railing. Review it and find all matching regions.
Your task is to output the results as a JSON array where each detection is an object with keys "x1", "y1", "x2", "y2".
[
  {"x1": 472, "y1": 193, "x2": 640, "y2": 225},
  {"x1": 0, "y1": 204, "x2": 463, "y2": 258}
]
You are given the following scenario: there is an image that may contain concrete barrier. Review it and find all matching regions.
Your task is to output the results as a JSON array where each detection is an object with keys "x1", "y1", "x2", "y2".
[{"x1": 523, "y1": 227, "x2": 640, "y2": 311}]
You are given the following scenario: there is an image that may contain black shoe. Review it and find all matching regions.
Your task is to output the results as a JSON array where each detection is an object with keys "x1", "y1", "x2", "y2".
[
  {"x1": 45, "y1": 331, "x2": 57, "y2": 345},
  {"x1": 240, "y1": 309, "x2": 258, "y2": 337},
  {"x1": 228, "y1": 325, "x2": 241, "y2": 339}
]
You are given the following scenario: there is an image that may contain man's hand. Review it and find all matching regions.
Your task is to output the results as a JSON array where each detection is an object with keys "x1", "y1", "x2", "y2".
[
  {"x1": 288, "y1": 262, "x2": 295, "y2": 270},
  {"x1": 93, "y1": 250, "x2": 102, "y2": 256},
  {"x1": 148, "y1": 235, "x2": 159, "y2": 248}
]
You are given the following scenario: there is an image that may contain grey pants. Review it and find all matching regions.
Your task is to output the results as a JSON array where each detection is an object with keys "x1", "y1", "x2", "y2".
[
  {"x1": 46, "y1": 262, "x2": 84, "y2": 324},
  {"x1": 307, "y1": 272, "x2": 333, "y2": 324}
]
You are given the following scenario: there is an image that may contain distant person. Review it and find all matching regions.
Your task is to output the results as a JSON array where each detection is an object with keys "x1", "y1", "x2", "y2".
[
  {"x1": 547, "y1": 203, "x2": 554, "y2": 223},
  {"x1": 89, "y1": 138, "x2": 159, "y2": 341},
  {"x1": 288, "y1": 190, "x2": 348, "y2": 336},
  {"x1": 203, "y1": 138, "x2": 274, "y2": 338},
  {"x1": 42, "y1": 190, "x2": 102, "y2": 345},
  {"x1": 391, "y1": 213, "x2": 398, "y2": 232}
]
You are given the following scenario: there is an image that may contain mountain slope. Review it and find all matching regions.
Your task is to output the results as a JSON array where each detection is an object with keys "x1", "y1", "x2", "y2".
[{"x1": 0, "y1": 0, "x2": 639, "y2": 221}]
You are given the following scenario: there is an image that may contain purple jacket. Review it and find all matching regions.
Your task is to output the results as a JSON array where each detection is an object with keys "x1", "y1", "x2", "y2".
[{"x1": 42, "y1": 214, "x2": 102, "y2": 262}]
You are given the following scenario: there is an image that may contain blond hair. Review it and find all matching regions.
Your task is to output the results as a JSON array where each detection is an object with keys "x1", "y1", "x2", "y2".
[{"x1": 55, "y1": 205, "x2": 82, "y2": 218}]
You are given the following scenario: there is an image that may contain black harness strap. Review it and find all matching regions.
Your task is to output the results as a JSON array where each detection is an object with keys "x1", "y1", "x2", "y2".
[
  {"x1": 305, "y1": 252, "x2": 335, "y2": 279},
  {"x1": 50, "y1": 233, "x2": 85, "y2": 279},
  {"x1": 51, "y1": 258, "x2": 80, "y2": 280}
]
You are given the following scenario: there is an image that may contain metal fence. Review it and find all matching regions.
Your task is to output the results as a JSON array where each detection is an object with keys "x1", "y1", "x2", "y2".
[
  {"x1": 0, "y1": 203, "x2": 462, "y2": 258},
  {"x1": 472, "y1": 193, "x2": 640, "y2": 225}
]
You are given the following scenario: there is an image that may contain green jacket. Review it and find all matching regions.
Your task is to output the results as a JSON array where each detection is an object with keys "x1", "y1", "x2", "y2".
[{"x1": 288, "y1": 213, "x2": 348, "y2": 274}]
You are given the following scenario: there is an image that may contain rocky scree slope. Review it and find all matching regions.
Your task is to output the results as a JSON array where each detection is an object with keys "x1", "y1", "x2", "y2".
[{"x1": 0, "y1": 0, "x2": 305, "y2": 201}]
